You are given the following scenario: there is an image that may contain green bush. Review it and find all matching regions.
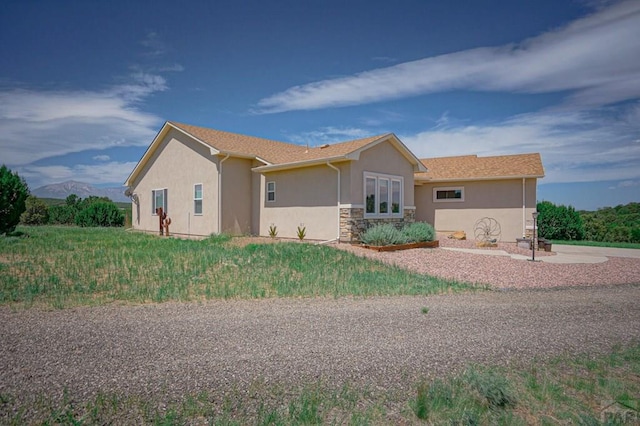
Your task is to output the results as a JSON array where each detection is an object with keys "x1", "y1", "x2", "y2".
[
  {"x1": 537, "y1": 201, "x2": 585, "y2": 240},
  {"x1": 75, "y1": 201, "x2": 124, "y2": 227},
  {"x1": 402, "y1": 222, "x2": 435, "y2": 242},
  {"x1": 20, "y1": 196, "x2": 49, "y2": 225},
  {"x1": 361, "y1": 223, "x2": 407, "y2": 246},
  {"x1": 48, "y1": 205, "x2": 77, "y2": 225},
  {"x1": 0, "y1": 165, "x2": 29, "y2": 235}
]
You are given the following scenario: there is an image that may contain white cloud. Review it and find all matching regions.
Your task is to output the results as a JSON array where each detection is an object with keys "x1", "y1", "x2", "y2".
[
  {"x1": 256, "y1": 0, "x2": 640, "y2": 113},
  {"x1": 0, "y1": 72, "x2": 165, "y2": 166},
  {"x1": 402, "y1": 105, "x2": 640, "y2": 184},
  {"x1": 287, "y1": 127, "x2": 372, "y2": 146},
  {"x1": 17, "y1": 161, "x2": 139, "y2": 188},
  {"x1": 93, "y1": 155, "x2": 110, "y2": 161}
]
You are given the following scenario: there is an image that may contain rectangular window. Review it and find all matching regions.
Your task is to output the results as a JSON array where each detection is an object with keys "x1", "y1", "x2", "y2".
[
  {"x1": 152, "y1": 188, "x2": 168, "y2": 214},
  {"x1": 379, "y1": 178, "x2": 389, "y2": 213},
  {"x1": 391, "y1": 180, "x2": 401, "y2": 213},
  {"x1": 433, "y1": 187, "x2": 464, "y2": 202},
  {"x1": 365, "y1": 177, "x2": 376, "y2": 214},
  {"x1": 363, "y1": 173, "x2": 403, "y2": 217},
  {"x1": 266, "y1": 181, "x2": 276, "y2": 202},
  {"x1": 194, "y1": 184, "x2": 203, "y2": 215}
]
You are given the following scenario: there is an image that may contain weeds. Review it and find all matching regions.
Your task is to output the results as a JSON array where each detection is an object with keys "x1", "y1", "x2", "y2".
[{"x1": 0, "y1": 226, "x2": 474, "y2": 309}]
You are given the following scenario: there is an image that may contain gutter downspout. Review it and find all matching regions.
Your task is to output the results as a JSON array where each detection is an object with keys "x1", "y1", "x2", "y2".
[
  {"x1": 522, "y1": 178, "x2": 526, "y2": 238},
  {"x1": 326, "y1": 162, "x2": 341, "y2": 242},
  {"x1": 218, "y1": 154, "x2": 230, "y2": 234}
]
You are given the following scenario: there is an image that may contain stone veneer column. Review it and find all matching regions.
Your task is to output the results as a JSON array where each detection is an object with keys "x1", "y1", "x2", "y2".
[{"x1": 339, "y1": 207, "x2": 416, "y2": 242}]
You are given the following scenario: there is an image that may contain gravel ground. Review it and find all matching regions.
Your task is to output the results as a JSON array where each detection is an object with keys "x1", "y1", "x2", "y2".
[
  {"x1": 1, "y1": 285, "x2": 639, "y2": 405},
  {"x1": 336, "y1": 235, "x2": 640, "y2": 289}
]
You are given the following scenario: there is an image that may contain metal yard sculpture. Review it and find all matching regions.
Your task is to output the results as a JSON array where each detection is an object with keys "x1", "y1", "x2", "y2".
[
  {"x1": 155, "y1": 207, "x2": 171, "y2": 236},
  {"x1": 473, "y1": 217, "x2": 501, "y2": 245}
]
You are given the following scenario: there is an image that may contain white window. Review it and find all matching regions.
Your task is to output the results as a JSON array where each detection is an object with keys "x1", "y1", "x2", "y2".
[
  {"x1": 266, "y1": 181, "x2": 275, "y2": 202},
  {"x1": 364, "y1": 172, "x2": 403, "y2": 217},
  {"x1": 194, "y1": 184, "x2": 203, "y2": 215},
  {"x1": 152, "y1": 188, "x2": 168, "y2": 214},
  {"x1": 433, "y1": 186, "x2": 464, "y2": 202}
]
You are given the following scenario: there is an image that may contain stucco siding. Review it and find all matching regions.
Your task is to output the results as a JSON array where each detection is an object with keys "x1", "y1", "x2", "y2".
[
  {"x1": 260, "y1": 165, "x2": 339, "y2": 240},
  {"x1": 130, "y1": 129, "x2": 218, "y2": 236},
  {"x1": 220, "y1": 157, "x2": 252, "y2": 235},
  {"x1": 415, "y1": 179, "x2": 538, "y2": 241},
  {"x1": 349, "y1": 141, "x2": 416, "y2": 207}
]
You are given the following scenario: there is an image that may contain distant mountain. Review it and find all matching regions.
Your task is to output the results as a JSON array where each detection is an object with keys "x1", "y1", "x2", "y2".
[{"x1": 32, "y1": 180, "x2": 129, "y2": 203}]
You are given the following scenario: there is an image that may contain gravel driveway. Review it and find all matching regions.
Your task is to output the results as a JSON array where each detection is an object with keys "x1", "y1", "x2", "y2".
[
  {"x1": 336, "y1": 237, "x2": 640, "y2": 288},
  {"x1": 1, "y1": 285, "x2": 639, "y2": 404}
]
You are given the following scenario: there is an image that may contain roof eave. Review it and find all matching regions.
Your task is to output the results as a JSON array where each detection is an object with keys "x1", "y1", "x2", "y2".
[
  {"x1": 414, "y1": 174, "x2": 545, "y2": 183},
  {"x1": 346, "y1": 133, "x2": 427, "y2": 172},
  {"x1": 252, "y1": 156, "x2": 349, "y2": 173}
]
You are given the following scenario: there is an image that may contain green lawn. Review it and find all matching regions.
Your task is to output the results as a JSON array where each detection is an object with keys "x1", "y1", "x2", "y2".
[
  {"x1": 552, "y1": 239, "x2": 640, "y2": 249},
  {"x1": 0, "y1": 226, "x2": 476, "y2": 309}
]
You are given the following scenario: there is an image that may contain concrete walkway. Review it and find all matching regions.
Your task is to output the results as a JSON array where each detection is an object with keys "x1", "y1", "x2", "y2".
[{"x1": 442, "y1": 244, "x2": 640, "y2": 264}]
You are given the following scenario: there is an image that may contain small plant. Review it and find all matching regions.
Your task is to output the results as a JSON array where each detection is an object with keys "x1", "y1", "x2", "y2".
[
  {"x1": 465, "y1": 366, "x2": 515, "y2": 409},
  {"x1": 421, "y1": 306, "x2": 429, "y2": 314},
  {"x1": 268, "y1": 225, "x2": 278, "y2": 238},
  {"x1": 296, "y1": 225, "x2": 306, "y2": 240},
  {"x1": 402, "y1": 222, "x2": 436, "y2": 243},
  {"x1": 361, "y1": 223, "x2": 407, "y2": 246},
  {"x1": 412, "y1": 382, "x2": 429, "y2": 420}
]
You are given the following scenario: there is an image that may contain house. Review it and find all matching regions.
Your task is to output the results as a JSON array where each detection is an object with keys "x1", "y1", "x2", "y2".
[
  {"x1": 124, "y1": 121, "x2": 426, "y2": 241},
  {"x1": 124, "y1": 121, "x2": 544, "y2": 242},
  {"x1": 415, "y1": 154, "x2": 545, "y2": 241}
]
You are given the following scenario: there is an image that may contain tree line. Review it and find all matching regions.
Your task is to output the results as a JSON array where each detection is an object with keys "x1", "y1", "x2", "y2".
[
  {"x1": 537, "y1": 200, "x2": 640, "y2": 243},
  {"x1": 1, "y1": 165, "x2": 124, "y2": 235}
]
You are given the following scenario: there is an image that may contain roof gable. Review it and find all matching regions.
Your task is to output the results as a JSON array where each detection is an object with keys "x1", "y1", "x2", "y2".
[
  {"x1": 125, "y1": 121, "x2": 426, "y2": 185},
  {"x1": 416, "y1": 153, "x2": 544, "y2": 181}
]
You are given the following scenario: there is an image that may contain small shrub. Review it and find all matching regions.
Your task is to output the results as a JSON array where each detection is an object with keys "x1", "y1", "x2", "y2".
[
  {"x1": 268, "y1": 225, "x2": 278, "y2": 238},
  {"x1": 402, "y1": 222, "x2": 435, "y2": 243},
  {"x1": 361, "y1": 223, "x2": 407, "y2": 246},
  {"x1": 421, "y1": 307, "x2": 429, "y2": 314},
  {"x1": 20, "y1": 196, "x2": 49, "y2": 225}
]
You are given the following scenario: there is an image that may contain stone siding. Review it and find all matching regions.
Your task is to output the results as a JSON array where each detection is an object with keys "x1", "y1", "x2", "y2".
[{"x1": 340, "y1": 207, "x2": 416, "y2": 242}]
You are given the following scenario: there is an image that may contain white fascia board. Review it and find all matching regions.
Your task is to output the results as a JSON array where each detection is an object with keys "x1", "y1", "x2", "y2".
[
  {"x1": 251, "y1": 156, "x2": 347, "y2": 173},
  {"x1": 414, "y1": 174, "x2": 544, "y2": 184}
]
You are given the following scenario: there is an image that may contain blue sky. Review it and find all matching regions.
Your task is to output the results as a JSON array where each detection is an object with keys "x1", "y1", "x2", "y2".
[{"x1": 1, "y1": 0, "x2": 639, "y2": 211}]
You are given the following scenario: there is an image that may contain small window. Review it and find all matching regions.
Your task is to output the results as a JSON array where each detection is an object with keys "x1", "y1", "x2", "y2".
[
  {"x1": 194, "y1": 184, "x2": 203, "y2": 215},
  {"x1": 152, "y1": 188, "x2": 168, "y2": 214},
  {"x1": 433, "y1": 187, "x2": 464, "y2": 202},
  {"x1": 266, "y1": 181, "x2": 275, "y2": 202}
]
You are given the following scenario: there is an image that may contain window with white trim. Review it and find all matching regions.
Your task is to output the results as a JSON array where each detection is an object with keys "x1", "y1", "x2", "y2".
[
  {"x1": 152, "y1": 188, "x2": 168, "y2": 214},
  {"x1": 433, "y1": 186, "x2": 464, "y2": 202},
  {"x1": 266, "y1": 181, "x2": 276, "y2": 202},
  {"x1": 364, "y1": 172, "x2": 403, "y2": 217},
  {"x1": 194, "y1": 184, "x2": 203, "y2": 215}
]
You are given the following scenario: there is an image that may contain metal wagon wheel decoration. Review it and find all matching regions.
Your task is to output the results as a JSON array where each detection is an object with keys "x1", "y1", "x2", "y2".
[{"x1": 474, "y1": 217, "x2": 502, "y2": 243}]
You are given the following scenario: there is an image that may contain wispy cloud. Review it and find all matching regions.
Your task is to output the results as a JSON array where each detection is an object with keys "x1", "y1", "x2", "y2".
[
  {"x1": 18, "y1": 161, "x2": 139, "y2": 187},
  {"x1": 92, "y1": 155, "x2": 110, "y2": 161},
  {"x1": 0, "y1": 72, "x2": 165, "y2": 167},
  {"x1": 286, "y1": 126, "x2": 373, "y2": 146},
  {"x1": 402, "y1": 103, "x2": 640, "y2": 184},
  {"x1": 256, "y1": 0, "x2": 640, "y2": 113}
]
